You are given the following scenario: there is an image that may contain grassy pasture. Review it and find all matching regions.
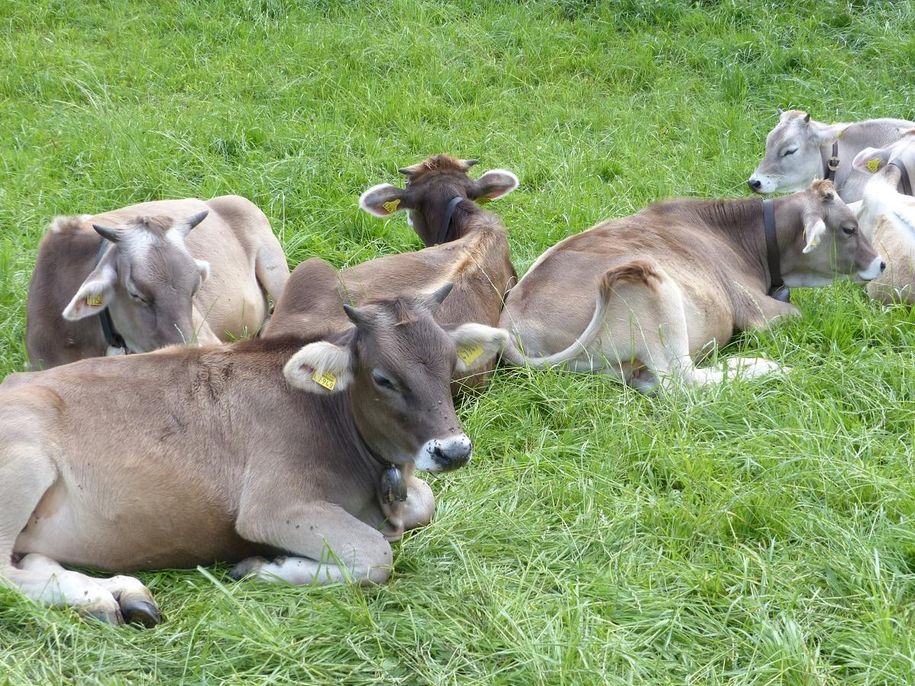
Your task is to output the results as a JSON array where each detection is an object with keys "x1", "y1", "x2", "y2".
[{"x1": 1, "y1": 0, "x2": 914, "y2": 683}]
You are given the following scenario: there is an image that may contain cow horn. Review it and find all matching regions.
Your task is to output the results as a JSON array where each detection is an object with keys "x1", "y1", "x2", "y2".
[
  {"x1": 92, "y1": 224, "x2": 122, "y2": 243},
  {"x1": 461, "y1": 159, "x2": 479, "y2": 169},
  {"x1": 430, "y1": 282, "x2": 454, "y2": 306},
  {"x1": 185, "y1": 210, "x2": 209, "y2": 231},
  {"x1": 777, "y1": 106, "x2": 783, "y2": 116},
  {"x1": 343, "y1": 303, "x2": 370, "y2": 327}
]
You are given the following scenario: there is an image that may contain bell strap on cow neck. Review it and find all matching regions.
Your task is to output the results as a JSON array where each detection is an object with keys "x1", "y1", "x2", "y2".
[
  {"x1": 762, "y1": 199, "x2": 791, "y2": 303},
  {"x1": 825, "y1": 141, "x2": 840, "y2": 181},
  {"x1": 889, "y1": 160, "x2": 913, "y2": 195},
  {"x1": 93, "y1": 240, "x2": 127, "y2": 351},
  {"x1": 435, "y1": 195, "x2": 464, "y2": 245}
]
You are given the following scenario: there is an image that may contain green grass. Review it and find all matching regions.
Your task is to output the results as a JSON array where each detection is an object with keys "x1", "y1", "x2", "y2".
[{"x1": 1, "y1": 0, "x2": 914, "y2": 683}]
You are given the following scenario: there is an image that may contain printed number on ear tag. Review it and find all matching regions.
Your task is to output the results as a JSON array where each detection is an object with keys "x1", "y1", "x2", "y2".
[
  {"x1": 382, "y1": 199, "x2": 400, "y2": 213},
  {"x1": 458, "y1": 344, "x2": 484, "y2": 366},
  {"x1": 312, "y1": 370, "x2": 337, "y2": 391},
  {"x1": 85, "y1": 294, "x2": 104, "y2": 306},
  {"x1": 866, "y1": 158, "x2": 882, "y2": 173}
]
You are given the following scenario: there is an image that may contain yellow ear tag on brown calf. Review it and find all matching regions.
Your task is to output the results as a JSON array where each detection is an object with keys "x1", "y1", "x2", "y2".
[
  {"x1": 313, "y1": 370, "x2": 337, "y2": 391},
  {"x1": 458, "y1": 344, "x2": 484, "y2": 367},
  {"x1": 866, "y1": 158, "x2": 882, "y2": 173},
  {"x1": 382, "y1": 199, "x2": 400, "y2": 213},
  {"x1": 85, "y1": 294, "x2": 104, "y2": 307}
]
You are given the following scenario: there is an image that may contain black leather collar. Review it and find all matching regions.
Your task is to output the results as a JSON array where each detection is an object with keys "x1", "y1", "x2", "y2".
[
  {"x1": 762, "y1": 199, "x2": 791, "y2": 303},
  {"x1": 889, "y1": 160, "x2": 913, "y2": 196},
  {"x1": 435, "y1": 196, "x2": 464, "y2": 245},
  {"x1": 93, "y1": 240, "x2": 127, "y2": 351},
  {"x1": 825, "y1": 141, "x2": 840, "y2": 181}
]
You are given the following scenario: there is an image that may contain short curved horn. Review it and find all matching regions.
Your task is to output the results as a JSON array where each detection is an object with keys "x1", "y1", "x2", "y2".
[
  {"x1": 343, "y1": 303, "x2": 371, "y2": 327},
  {"x1": 92, "y1": 224, "x2": 122, "y2": 243},
  {"x1": 461, "y1": 159, "x2": 480, "y2": 169},
  {"x1": 430, "y1": 282, "x2": 454, "y2": 306},
  {"x1": 186, "y1": 210, "x2": 209, "y2": 231}
]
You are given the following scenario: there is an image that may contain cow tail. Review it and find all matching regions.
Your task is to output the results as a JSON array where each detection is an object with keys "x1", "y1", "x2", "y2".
[{"x1": 501, "y1": 259, "x2": 661, "y2": 369}]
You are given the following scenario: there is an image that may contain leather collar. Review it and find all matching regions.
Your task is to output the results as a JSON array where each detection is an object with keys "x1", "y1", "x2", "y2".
[
  {"x1": 93, "y1": 240, "x2": 127, "y2": 351},
  {"x1": 762, "y1": 199, "x2": 791, "y2": 303},
  {"x1": 889, "y1": 160, "x2": 913, "y2": 195},
  {"x1": 825, "y1": 141, "x2": 839, "y2": 181},
  {"x1": 435, "y1": 196, "x2": 464, "y2": 245}
]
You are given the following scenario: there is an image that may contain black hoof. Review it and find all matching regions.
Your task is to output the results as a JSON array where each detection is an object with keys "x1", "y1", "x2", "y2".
[{"x1": 120, "y1": 598, "x2": 162, "y2": 628}]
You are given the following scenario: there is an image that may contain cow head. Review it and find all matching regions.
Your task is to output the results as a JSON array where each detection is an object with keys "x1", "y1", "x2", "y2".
[
  {"x1": 780, "y1": 180, "x2": 884, "y2": 285},
  {"x1": 62, "y1": 211, "x2": 211, "y2": 352},
  {"x1": 283, "y1": 283, "x2": 507, "y2": 472},
  {"x1": 748, "y1": 110, "x2": 849, "y2": 194},
  {"x1": 358, "y1": 155, "x2": 519, "y2": 246}
]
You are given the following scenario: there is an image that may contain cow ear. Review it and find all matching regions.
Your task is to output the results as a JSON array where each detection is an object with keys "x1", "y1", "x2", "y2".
[
  {"x1": 470, "y1": 169, "x2": 519, "y2": 203},
  {"x1": 447, "y1": 323, "x2": 509, "y2": 373},
  {"x1": 284, "y1": 341, "x2": 354, "y2": 394},
  {"x1": 802, "y1": 216, "x2": 827, "y2": 254},
  {"x1": 359, "y1": 184, "x2": 409, "y2": 217},
  {"x1": 62, "y1": 263, "x2": 117, "y2": 320},
  {"x1": 852, "y1": 147, "x2": 889, "y2": 174},
  {"x1": 810, "y1": 121, "x2": 849, "y2": 144}
]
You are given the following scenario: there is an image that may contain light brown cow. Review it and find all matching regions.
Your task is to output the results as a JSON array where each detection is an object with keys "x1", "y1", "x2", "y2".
[
  {"x1": 26, "y1": 195, "x2": 289, "y2": 369},
  {"x1": 0, "y1": 286, "x2": 507, "y2": 625},
  {"x1": 266, "y1": 156, "x2": 518, "y2": 390},
  {"x1": 850, "y1": 131, "x2": 915, "y2": 304},
  {"x1": 500, "y1": 181, "x2": 885, "y2": 392}
]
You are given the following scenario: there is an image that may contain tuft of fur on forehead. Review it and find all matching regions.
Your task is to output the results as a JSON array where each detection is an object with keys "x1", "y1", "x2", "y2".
[
  {"x1": 809, "y1": 179, "x2": 837, "y2": 200},
  {"x1": 782, "y1": 109, "x2": 809, "y2": 121},
  {"x1": 126, "y1": 215, "x2": 176, "y2": 234},
  {"x1": 400, "y1": 154, "x2": 473, "y2": 179}
]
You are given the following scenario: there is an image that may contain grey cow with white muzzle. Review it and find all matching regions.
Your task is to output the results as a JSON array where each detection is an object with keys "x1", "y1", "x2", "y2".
[
  {"x1": 0, "y1": 285, "x2": 506, "y2": 625},
  {"x1": 748, "y1": 110, "x2": 915, "y2": 202}
]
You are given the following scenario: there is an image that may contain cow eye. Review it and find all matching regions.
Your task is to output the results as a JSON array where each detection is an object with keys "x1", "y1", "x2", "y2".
[
  {"x1": 371, "y1": 369, "x2": 399, "y2": 392},
  {"x1": 842, "y1": 225, "x2": 857, "y2": 236},
  {"x1": 128, "y1": 290, "x2": 150, "y2": 305},
  {"x1": 782, "y1": 148, "x2": 797, "y2": 157}
]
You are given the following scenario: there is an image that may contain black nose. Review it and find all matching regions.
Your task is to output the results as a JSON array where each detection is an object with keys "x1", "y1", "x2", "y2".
[
  {"x1": 880, "y1": 261, "x2": 886, "y2": 272},
  {"x1": 748, "y1": 178, "x2": 762, "y2": 191},
  {"x1": 432, "y1": 436, "x2": 472, "y2": 470}
]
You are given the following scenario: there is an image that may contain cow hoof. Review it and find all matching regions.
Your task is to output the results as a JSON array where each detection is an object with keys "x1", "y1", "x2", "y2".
[
  {"x1": 120, "y1": 598, "x2": 162, "y2": 628},
  {"x1": 84, "y1": 606, "x2": 124, "y2": 626},
  {"x1": 230, "y1": 556, "x2": 268, "y2": 580}
]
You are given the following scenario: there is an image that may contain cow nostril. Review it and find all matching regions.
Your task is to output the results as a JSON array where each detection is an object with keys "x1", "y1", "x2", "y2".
[
  {"x1": 880, "y1": 261, "x2": 887, "y2": 272},
  {"x1": 432, "y1": 437, "x2": 472, "y2": 467},
  {"x1": 748, "y1": 179, "x2": 762, "y2": 191}
]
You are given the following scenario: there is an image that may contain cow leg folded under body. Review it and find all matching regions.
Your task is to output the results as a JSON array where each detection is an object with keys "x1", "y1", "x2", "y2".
[{"x1": 233, "y1": 501, "x2": 393, "y2": 585}]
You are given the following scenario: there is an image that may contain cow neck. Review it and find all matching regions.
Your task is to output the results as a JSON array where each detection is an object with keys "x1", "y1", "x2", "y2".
[
  {"x1": 347, "y1": 398, "x2": 408, "y2": 504},
  {"x1": 823, "y1": 141, "x2": 840, "y2": 181},
  {"x1": 434, "y1": 195, "x2": 465, "y2": 245},
  {"x1": 761, "y1": 199, "x2": 791, "y2": 303},
  {"x1": 889, "y1": 160, "x2": 913, "y2": 195},
  {"x1": 93, "y1": 240, "x2": 128, "y2": 352}
]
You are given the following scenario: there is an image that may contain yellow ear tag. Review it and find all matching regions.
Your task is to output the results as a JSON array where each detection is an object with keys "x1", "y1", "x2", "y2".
[
  {"x1": 85, "y1": 294, "x2": 104, "y2": 307},
  {"x1": 457, "y1": 344, "x2": 484, "y2": 366},
  {"x1": 866, "y1": 158, "x2": 882, "y2": 173},
  {"x1": 312, "y1": 370, "x2": 337, "y2": 391},
  {"x1": 382, "y1": 199, "x2": 400, "y2": 213}
]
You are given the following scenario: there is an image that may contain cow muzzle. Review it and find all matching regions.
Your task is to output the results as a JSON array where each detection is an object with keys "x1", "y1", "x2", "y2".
[
  {"x1": 414, "y1": 434, "x2": 473, "y2": 473},
  {"x1": 857, "y1": 256, "x2": 886, "y2": 282}
]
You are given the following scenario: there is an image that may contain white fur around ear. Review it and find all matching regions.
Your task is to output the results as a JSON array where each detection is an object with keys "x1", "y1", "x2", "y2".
[
  {"x1": 851, "y1": 147, "x2": 889, "y2": 174},
  {"x1": 284, "y1": 341, "x2": 354, "y2": 394},
  {"x1": 449, "y1": 323, "x2": 509, "y2": 373},
  {"x1": 802, "y1": 218, "x2": 826, "y2": 254},
  {"x1": 358, "y1": 183, "x2": 406, "y2": 218},
  {"x1": 474, "y1": 169, "x2": 520, "y2": 202},
  {"x1": 62, "y1": 264, "x2": 117, "y2": 320},
  {"x1": 196, "y1": 259, "x2": 211, "y2": 283}
]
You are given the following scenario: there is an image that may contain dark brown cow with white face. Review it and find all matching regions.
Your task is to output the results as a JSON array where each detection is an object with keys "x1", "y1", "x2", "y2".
[
  {"x1": 26, "y1": 195, "x2": 289, "y2": 369},
  {"x1": 0, "y1": 286, "x2": 506, "y2": 625},
  {"x1": 500, "y1": 180, "x2": 884, "y2": 392},
  {"x1": 266, "y1": 155, "x2": 519, "y2": 391}
]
